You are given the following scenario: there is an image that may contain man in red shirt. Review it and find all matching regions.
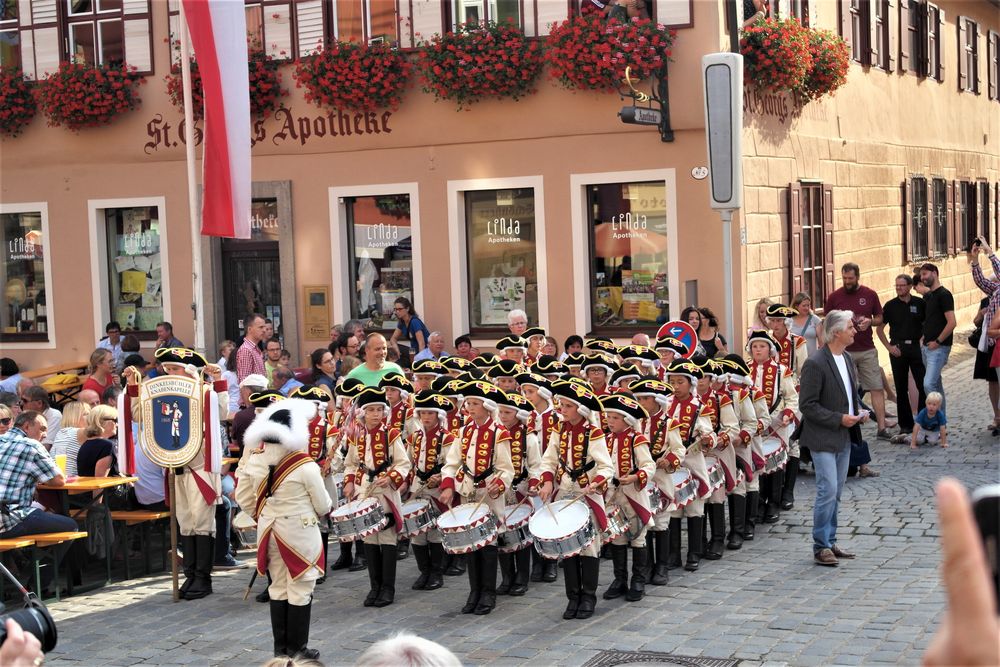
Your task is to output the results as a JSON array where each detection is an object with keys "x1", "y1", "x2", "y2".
[
  {"x1": 824, "y1": 263, "x2": 892, "y2": 441},
  {"x1": 236, "y1": 313, "x2": 267, "y2": 385}
]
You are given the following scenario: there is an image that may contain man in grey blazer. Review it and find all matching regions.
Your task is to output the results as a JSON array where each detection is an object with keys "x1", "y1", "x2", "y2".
[{"x1": 798, "y1": 310, "x2": 870, "y2": 566}]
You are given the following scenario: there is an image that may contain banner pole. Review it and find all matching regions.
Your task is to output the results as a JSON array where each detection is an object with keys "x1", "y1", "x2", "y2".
[
  {"x1": 169, "y1": 470, "x2": 180, "y2": 602},
  {"x1": 179, "y1": 1, "x2": 205, "y2": 355}
]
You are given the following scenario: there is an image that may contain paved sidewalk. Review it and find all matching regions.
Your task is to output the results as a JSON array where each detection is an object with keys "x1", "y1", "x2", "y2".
[{"x1": 43, "y1": 350, "x2": 998, "y2": 667}]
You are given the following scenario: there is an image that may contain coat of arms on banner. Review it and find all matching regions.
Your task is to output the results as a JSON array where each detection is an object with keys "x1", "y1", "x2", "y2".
[{"x1": 139, "y1": 375, "x2": 204, "y2": 468}]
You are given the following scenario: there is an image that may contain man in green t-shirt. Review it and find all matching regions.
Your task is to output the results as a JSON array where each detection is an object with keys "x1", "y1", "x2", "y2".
[{"x1": 346, "y1": 334, "x2": 405, "y2": 386}]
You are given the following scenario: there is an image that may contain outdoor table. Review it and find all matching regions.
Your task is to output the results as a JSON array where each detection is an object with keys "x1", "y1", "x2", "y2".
[{"x1": 222, "y1": 457, "x2": 240, "y2": 466}]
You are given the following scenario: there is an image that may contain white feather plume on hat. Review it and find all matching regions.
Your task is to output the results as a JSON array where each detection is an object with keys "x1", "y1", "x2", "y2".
[{"x1": 243, "y1": 398, "x2": 319, "y2": 452}]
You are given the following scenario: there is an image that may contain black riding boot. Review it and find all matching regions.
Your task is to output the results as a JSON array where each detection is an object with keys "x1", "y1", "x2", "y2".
[
  {"x1": 650, "y1": 529, "x2": 669, "y2": 585},
  {"x1": 497, "y1": 552, "x2": 513, "y2": 595},
  {"x1": 602, "y1": 544, "x2": 628, "y2": 600},
  {"x1": 684, "y1": 517, "x2": 703, "y2": 572},
  {"x1": 727, "y1": 494, "x2": 746, "y2": 550},
  {"x1": 542, "y1": 557, "x2": 558, "y2": 582},
  {"x1": 350, "y1": 539, "x2": 367, "y2": 571},
  {"x1": 562, "y1": 556, "x2": 581, "y2": 619},
  {"x1": 627, "y1": 545, "x2": 648, "y2": 602},
  {"x1": 577, "y1": 556, "x2": 600, "y2": 619},
  {"x1": 426, "y1": 542, "x2": 445, "y2": 590},
  {"x1": 756, "y1": 475, "x2": 769, "y2": 523},
  {"x1": 644, "y1": 532, "x2": 655, "y2": 579},
  {"x1": 286, "y1": 599, "x2": 320, "y2": 660},
  {"x1": 270, "y1": 599, "x2": 289, "y2": 656},
  {"x1": 183, "y1": 535, "x2": 214, "y2": 600},
  {"x1": 363, "y1": 544, "x2": 381, "y2": 607},
  {"x1": 745, "y1": 491, "x2": 759, "y2": 540},
  {"x1": 179, "y1": 534, "x2": 196, "y2": 597},
  {"x1": 475, "y1": 546, "x2": 498, "y2": 615},
  {"x1": 667, "y1": 518, "x2": 683, "y2": 569},
  {"x1": 330, "y1": 537, "x2": 352, "y2": 571},
  {"x1": 397, "y1": 537, "x2": 410, "y2": 560},
  {"x1": 411, "y1": 544, "x2": 431, "y2": 590},
  {"x1": 316, "y1": 531, "x2": 329, "y2": 584},
  {"x1": 530, "y1": 549, "x2": 544, "y2": 582},
  {"x1": 461, "y1": 551, "x2": 481, "y2": 614},
  {"x1": 705, "y1": 503, "x2": 725, "y2": 560},
  {"x1": 781, "y1": 456, "x2": 799, "y2": 510},
  {"x1": 510, "y1": 547, "x2": 530, "y2": 596},
  {"x1": 453, "y1": 554, "x2": 468, "y2": 575},
  {"x1": 256, "y1": 573, "x2": 272, "y2": 603},
  {"x1": 374, "y1": 545, "x2": 396, "y2": 607},
  {"x1": 764, "y1": 470, "x2": 783, "y2": 523}
]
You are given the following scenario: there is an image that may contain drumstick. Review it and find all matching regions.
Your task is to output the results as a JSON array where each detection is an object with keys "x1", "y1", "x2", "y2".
[
  {"x1": 543, "y1": 499, "x2": 559, "y2": 525},
  {"x1": 558, "y1": 492, "x2": 591, "y2": 512},
  {"x1": 471, "y1": 491, "x2": 489, "y2": 516},
  {"x1": 504, "y1": 495, "x2": 531, "y2": 521}
]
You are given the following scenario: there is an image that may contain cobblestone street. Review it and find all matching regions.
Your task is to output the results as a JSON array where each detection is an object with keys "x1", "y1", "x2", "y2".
[{"x1": 43, "y1": 349, "x2": 998, "y2": 667}]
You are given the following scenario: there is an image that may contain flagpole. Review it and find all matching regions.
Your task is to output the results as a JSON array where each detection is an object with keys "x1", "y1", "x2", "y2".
[{"x1": 179, "y1": 1, "x2": 206, "y2": 355}]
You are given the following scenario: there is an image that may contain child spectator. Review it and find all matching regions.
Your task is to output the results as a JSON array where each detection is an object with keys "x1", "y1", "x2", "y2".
[{"x1": 911, "y1": 392, "x2": 947, "y2": 450}]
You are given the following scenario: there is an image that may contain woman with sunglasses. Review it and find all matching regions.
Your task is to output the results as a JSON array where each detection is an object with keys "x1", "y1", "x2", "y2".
[{"x1": 0, "y1": 404, "x2": 12, "y2": 436}]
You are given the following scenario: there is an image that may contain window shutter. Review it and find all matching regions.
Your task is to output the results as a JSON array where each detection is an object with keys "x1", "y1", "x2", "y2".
[
  {"x1": 789, "y1": 183, "x2": 804, "y2": 297},
  {"x1": 946, "y1": 180, "x2": 956, "y2": 255},
  {"x1": 936, "y1": 8, "x2": 944, "y2": 81},
  {"x1": 295, "y1": 0, "x2": 325, "y2": 56},
  {"x1": 977, "y1": 183, "x2": 985, "y2": 238},
  {"x1": 903, "y1": 180, "x2": 912, "y2": 262},
  {"x1": 21, "y1": 0, "x2": 60, "y2": 80},
  {"x1": 958, "y1": 17, "x2": 967, "y2": 90},
  {"x1": 822, "y1": 185, "x2": 835, "y2": 299},
  {"x1": 122, "y1": 1, "x2": 153, "y2": 73},
  {"x1": 989, "y1": 32, "x2": 998, "y2": 100},
  {"x1": 924, "y1": 3, "x2": 934, "y2": 78},
  {"x1": 887, "y1": 0, "x2": 896, "y2": 70},
  {"x1": 898, "y1": 0, "x2": 909, "y2": 72},
  {"x1": 536, "y1": 0, "x2": 569, "y2": 36},
  {"x1": 973, "y1": 22, "x2": 980, "y2": 94},
  {"x1": 264, "y1": 2, "x2": 293, "y2": 59},
  {"x1": 924, "y1": 177, "x2": 933, "y2": 255},
  {"x1": 409, "y1": 0, "x2": 444, "y2": 46},
  {"x1": 840, "y1": 0, "x2": 851, "y2": 46},
  {"x1": 869, "y1": 1, "x2": 880, "y2": 64}
]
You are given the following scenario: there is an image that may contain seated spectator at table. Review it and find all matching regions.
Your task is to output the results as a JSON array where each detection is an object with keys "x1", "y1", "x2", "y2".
[
  {"x1": 308, "y1": 349, "x2": 337, "y2": 394},
  {"x1": 272, "y1": 366, "x2": 304, "y2": 396},
  {"x1": 0, "y1": 358, "x2": 23, "y2": 393},
  {"x1": 560, "y1": 335, "x2": 584, "y2": 361},
  {"x1": 15, "y1": 378, "x2": 34, "y2": 403},
  {"x1": 0, "y1": 411, "x2": 74, "y2": 541},
  {"x1": 0, "y1": 404, "x2": 12, "y2": 436},
  {"x1": 131, "y1": 439, "x2": 167, "y2": 511},
  {"x1": 230, "y1": 375, "x2": 268, "y2": 452},
  {"x1": 76, "y1": 406, "x2": 125, "y2": 506},
  {"x1": 82, "y1": 348, "x2": 116, "y2": 398},
  {"x1": 20, "y1": 387, "x2": 61, "y2": 450},
  {"x1": 414, "y1": 331, "x2": 450, "y2": 362},
  {"x1": 219, "y1": 343, "x2": 240, "y2": 414},
  {"x1": 155, "y1": 321, "x2": 184, "y2": 349},
  {"x1": 77, "y1": 388, "x2": 101, "y2": 408},
  {"x1": 347, "y1": 333, "x2": 405, "y2": 386},
  {"x1": 121, "y1": 333, "x2": 140, "y2": 357},
  {"x1": 0, "y1": 391, "x2": 20, "y2": 419},
  {"x1": 102, "y1": 385, "x2": 121, "y2": 407},
  {"x1": 97, "y1": 321, "x2": 125, "y2": 373},
  {"x1": 49, "y1": 401, "x2": 91, "y2": 477},
  {"x1": 454, "y1": 335, "x2": 477, "y2": 361},
  {"x1": 389, "y1": 297, "x2": 430, "y2": 357}
]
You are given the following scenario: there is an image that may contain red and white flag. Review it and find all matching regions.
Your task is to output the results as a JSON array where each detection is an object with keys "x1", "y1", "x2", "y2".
[{"x1": 182, "y1": 0, "x2": 251, "y2": 239}]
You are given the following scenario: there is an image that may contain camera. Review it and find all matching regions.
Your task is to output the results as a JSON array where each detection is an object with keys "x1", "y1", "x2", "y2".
[{"x1": 0, "y1": 601, "x2": 58, "y2": 652}]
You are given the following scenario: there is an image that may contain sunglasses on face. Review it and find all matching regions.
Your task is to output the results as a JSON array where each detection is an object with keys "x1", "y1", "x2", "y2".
[{"x1": 0, "y1": 418, "x2": 10, "y2": 426}]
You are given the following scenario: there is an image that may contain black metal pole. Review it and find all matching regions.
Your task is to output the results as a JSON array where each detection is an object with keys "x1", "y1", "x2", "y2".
[{"x1": 657, "y1": 62, "x2": 674, "y2": 143}]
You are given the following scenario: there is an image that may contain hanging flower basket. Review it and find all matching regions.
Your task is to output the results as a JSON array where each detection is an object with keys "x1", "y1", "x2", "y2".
[
  {"x1": 36, "y1": 61, "x2": 145, "y2": 130},
  {"x1": 740, "y1": 17, "x2": 812, "y2": 92},
  {"x1": 544, "y1": 13, "x2": 675, "y2": 91},
  {"x1": 417, "y1": 20, "x2": 543, "y2": 108},
  {"x1": 165, "y1": 49, "x2": 286, "y2": 120},
  {"x1": 293, "y1": 41, "x2": 411, "y2": 112},
  {"x1": 795, "y1": 28, "x2": 849, "y2": 101},
  {"x1": 0, "y1": 68, "x2": 36, "y2": 137}
]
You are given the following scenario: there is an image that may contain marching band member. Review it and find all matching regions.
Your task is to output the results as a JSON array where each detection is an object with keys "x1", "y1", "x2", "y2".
[
  {"x1": 585, "y1": 336, "x2": 619, "y2": 362},
  {"x1": 380, "y1": 373, "x2": 416, "y2": 440},
  {"x1": 438, "y1": 381, "x2": 515, "y2": 615},
  {"x1": 487, "y1": 359, "x2": 525, "y2": 394},
  {"x1": 664, "y1": 359, "x2": 715, "y2": 572},
  {"x1": 412, "y1": 359, "x2": 447, "y2": 393},
  {"x1": 564, "y1": 352, "x2": 586, "y2": 379},
  {"x1": 582, "y1": 355, "x2": 616, "y2": 396},
  {"x1": 443, "y1": 356, "x2": 477, "y2": 378},
  {"x1": 532, "y1": 355, "x2": 569, "y2": 381},
  {"x1": 537, "y1": 381, "x2": 614, "y2": 620},
  {"x1": 496, "y1": 335, "x2": 529, "y2": 364},
  {"x1": 342, "y1": 387, "x2": 412, "y2": 608},
  {"x1": 237, "y1": 399, "x2": 332, "y2": 661},
  {"x1": 599, "y1": 393, "x2": 655, "y2": 603},
  {"x1": 619, "y1": 345, "x2": 660, "y2": 378},
  {"x1": 430, "y1": 376, "x2": 469, "y2": 576},
  {"x1": 523, "y1": 327, "x2": 547, "y2": 365},
  {"x1": 746, "y1": 330, "x2": 799, "y2": 525},
  {"x1": 630, "y1": 378, "x2": 684, "y2": 585},
  {"x1": 328, "y1": 377, "x2": 368, "y2": 573},
  {"x1": 405, "y1": 391, "x2": 456, "y2": 592},
  {"x1": 122, "y1": 347, "x2": 229, "y2": 601},
  {"x1": 692, "y1": 357, "x2": 740, "y2": 561},
  {"x1": 655, "y1": 337, "x2": 689, "y2": 382},
  {"x1": 494, "y1": 391, "x2": 540, "y2": 596},
  {"x1": 765, "y1": 303, "x2": 808, "y2": 510},
  {"x1": 611, "y1": 366, "x2": 642, "y2": 392},
  {"x1": 472, "y1": 352, "x2": 500, "y2": 373}
]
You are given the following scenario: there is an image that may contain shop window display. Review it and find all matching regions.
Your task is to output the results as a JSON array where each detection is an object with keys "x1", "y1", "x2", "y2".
[
  {"x1": 588, "y1": 181, "x2": 669, "y2": 331},
  {"x1": 1, "y1": 211, "x2": 47, "y2": 340},
  {"x1": 464, "y1": 188, "x2": 538, "y2": 332},
  {"x1": 105, "y1": 206, "x2": 163, "y2": 333},
  {"x1": 347, "y1": 194, "x2": 414, "y2": 329}
]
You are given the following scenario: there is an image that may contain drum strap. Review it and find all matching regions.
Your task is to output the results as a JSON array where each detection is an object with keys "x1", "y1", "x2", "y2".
[
  {"x1": 463, "y1": 464, "x2": 496, "y2": 485},
  {"x1": 512, "y1": 469, "x2": 529, "y2": 486},
  {"x1": 364, "y1": 458, "x2": 393, "y2": 483},
  {"x1": 415, "y1": 464, "x2": 443, "y2": 482},
  {"x1": 682, "y1": 404, "x2": 705, "y2": 449},
  {"x1": 560, "y1": 458, "x2": 595, "y2": 481},
  {"x1": 650, "y1": 416, "x2": 669, "y2": 460}
]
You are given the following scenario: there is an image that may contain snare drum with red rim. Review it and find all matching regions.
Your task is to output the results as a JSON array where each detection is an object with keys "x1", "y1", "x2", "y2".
[
  {"x1": 761, "y1": 437, "x2": 788, "y2": 473},
  {"x1": 498, "y1": 504, "x2": 534, "y2": 553},
  {"x1": 669, "y1": 469, "x2": 698, "y2": 511},
  {"x1": 401, "y1": 499, "x2": 438, "y2": 538},
  {"x1": 601, "y1": 503, "x2": 628, "y2": 542},
  {"x1": 645, "y1": 481, "x2": 668, "y2": 515},
  {"x1": 703, "y1": 456, "x2": 726, "y2": 491},
  {"x1": 436, "y1": 503, "x2": 499, "y2": 554},
  {"x1": 528, "y1": 499, "x2": 595, "y2": 559},
  {"x1": 330, "y1": 497, "x2": 386, "y2": 542}
]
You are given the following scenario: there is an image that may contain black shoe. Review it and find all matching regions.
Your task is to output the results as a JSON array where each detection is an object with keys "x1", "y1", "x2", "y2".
[
  {"x1": 529, "y1": 550, "x2": 544, "y2": 582},
  {"x1": 396, "y1": 539, "x2": 410, "y2": 561},
  {"x1": 602, "y1": 545, "x2": 628, "y2": 600},
  {"x1": 270, "y1": 599, "x2": 289, "y2": 657},
  {"x1": 562, "y1": 556, "x2": 580, "y2": 619},
  {"x1": 576, "y1": 556, "x2": 599, "y2": 619},
  {"x1": 727, "y1": 494, "x2": 746, "y2": 550},
  {"x1": 445, "y1": 553, "x2": 465, "y2": 576},
  {"x1": 183, "y1": 535, "x2": 215, "y2": 600},
  {"x1": 650, "y1": 530, "x2": 669, "y2": 585},
  {"x1": 497, "y1": 552, "x2": 513, "y2": 595},
  {"x1": 426, "y1": 543, "x2": 445, "y2": 591},
  {"x1": 462, "y1": 591, "x2": 481, "y2": 614},
  {"x1": 474, "y1": 546, "x2": 498, "y2": 614},
  {"x1": 626, "y1": 546, "x2": 647, "y2": 602},
  {"x1": 667, "y1": 518, "x2": 683, "y2": 570},
  {"x1": 411, "y1": 544, "x2": 431, "y2": 590},
  {"x1": 542, "y1": 558, "x2": 558, "y2": 582},
  {"x1": 684, "y1": 517, "x2": 702, "y2": 572},
  {"x1": 364, "y1": 544, "x2": 381, "y2": 607},
  {"x1": 705, "y1": 503, "x2": 725, "y2": 560},
  {"x1": 474, "y1": 592, "x2": 496, "y2": 615},
  {"x1": 509, "y1": 548, "x2": 530, "y2": 596},
  {"x1": 745, "y1": 491, "x2": 759, "y2": 540},
  {"x1": 330, "y1": 540, "x2": 352, "y2": 571},
  {"x1": 781, "y1": 456, "x2": 798, "y2": 510},
  {"x1": 256, "y1": 588, "x2": 271, "y2": 603},
  {"x1": 286, "y1": 600, "x2": 319, "y2": 661},
  {"x1": 461, "y1": 550, "x2": 481, "y2": 613},
  {"x1": 178, "y1": 534, "x2": 197, "y2": 598},
  {"x1": 350, "y1": 540, "x2": 367, "y2": 572},
  {"x1": 373, "y1": 545, "x2": 396, "y2": 607}
]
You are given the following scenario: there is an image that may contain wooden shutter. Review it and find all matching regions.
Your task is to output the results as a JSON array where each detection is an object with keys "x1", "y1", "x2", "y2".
[
  {"x1": 20, "y1": 0, "x2": 60, "y2": 80},
  {"x1": 536, "y1": 0, "x2": 570, "y2": 35},
  {"x1": 123, "y1": 0, "x2": 152, "y2": 73},
  {"x1": 977, "y1": 182, "x2": 985, "y2": 238},
  {"x1": 946, "y1": 180, "x2": 956, "y2": 255},
  {"x1": 972, "y1": 22, "x2": 980, "y2": 94},
  {"x1": 408, "y1": 0, "x2": 444, "y2": 47},
  {"x1": 989, "y1": 32, "x2": 998, "y2": 100},
  {"x1": 295, "y1": 0, "x2": 326, "y2": 56},
  {"x1": 869, "y1": 1, "x2": 880, "y2": 65},
  {"x1": 924, "y1": 177, "x2": 933, "y2": 256},
  {"x1": 840, "y1": 0, "x2": 851, "y2": 46},
  {"x1": 887, "y1": 0, "x2": 896, "y2": 70},
  {"x1": 898, "y1": 0, "x2": 909, "y2": 72},
  {"x1": 958, "y1": 16, "x2": 968, "y2": 90},
  {"x1": 822, "y1": 185, "x2": 836, "y2": 299},
  {"x1": 789, "y1": 183, "x2": 804, "y2": 297},
  {"x1": 936, "y1": 8, "x2": 944, "y2": 81},
  {"x1": 264, "y1": 2, "x2": 293, "y2": 59},
  {"x1": 903, "y1": 180, "x2": 912, "y2": 262}
]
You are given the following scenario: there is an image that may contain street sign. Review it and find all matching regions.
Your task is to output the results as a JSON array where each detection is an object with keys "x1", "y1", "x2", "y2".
[
  {"x1": 655, "y1": 320, "x2": 698, "y2": 358},
  {"x1": 619, "y1": 106, "x2": 662, "y2": 126}
]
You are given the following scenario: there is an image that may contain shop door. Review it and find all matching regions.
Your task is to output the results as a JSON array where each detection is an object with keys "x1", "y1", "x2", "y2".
[{"x1": 221, "y1": 245, "x2": 281, "y2": 342}]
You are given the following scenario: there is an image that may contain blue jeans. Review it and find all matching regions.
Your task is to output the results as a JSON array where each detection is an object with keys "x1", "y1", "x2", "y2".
[
  {"x1": 812, "y1": 446, "x2": 851, "y2": 553},
  {"x1": 921, "y1": 344, "x2": 951, "y2": 413},
  {"x1": 0, "y1": 509, "x2": 78, "y2": 538}
]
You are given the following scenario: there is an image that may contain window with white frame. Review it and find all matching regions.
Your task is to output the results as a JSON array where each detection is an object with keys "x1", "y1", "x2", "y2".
[
  {"x1": 0, "y1": 0, "x2": 19, "y2": 69},
  {"x1": 104, "y1": 206, "x2": 163, "y2": 334},
  {"x1": 1, "y1": 210, "x2": 49, "y2": 341},
  {"x1": 450, "y1": 0, "x2": 520, "y2": 29}
]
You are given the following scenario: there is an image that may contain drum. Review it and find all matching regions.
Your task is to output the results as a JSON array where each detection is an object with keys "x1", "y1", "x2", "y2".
[
  {"x1": 601, "y1": 503, "x2": 629, "y2": 543},
  {"x1": 762, "y1": 437, "x2": 788, "y2": 473},
  {"x1": 704, "y1": 456, "x2": 726, "y2": 491},
  {"x1": 498, "y1": 504, "x2": 534, "y2": 553},
  {"x1": 330, "y1": 498, "x2": 386, "y2": 542},
  {"x1": 401, "y1": 499, "x2": 438, "y2": 538},
  {"x1": 670, "y1": 469, "x2": 698, "y2": 511},
  {"x1": 331, "y1": 473, "x2": 345, "y2": 508},
  {"x1": 645, "y1": 481, "x2": 668, "y2": 515},
  {"x1": 436, "y1": 503, "x2": 500, "y2": 554},
  {"x1": 528, "y1": 499, "x2": 595, "y2": 559}
]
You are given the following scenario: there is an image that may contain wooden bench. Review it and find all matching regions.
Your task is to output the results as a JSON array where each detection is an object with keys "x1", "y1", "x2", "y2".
[
  {"x1": 22, "y1": 362, "x2": 89, "y2": 380},
  {"x1": 0, "y1": 538, "x2": 35, "y2": 553},
  {"x1": 24, "y1": 361, "x2": 89, "y2": 407},
  {"x1": 27, "y1": 531, "x2": 88, "y2": 601},
  {"x1": 109, "y1": 511, "x2": 171, "y2": 579}
]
